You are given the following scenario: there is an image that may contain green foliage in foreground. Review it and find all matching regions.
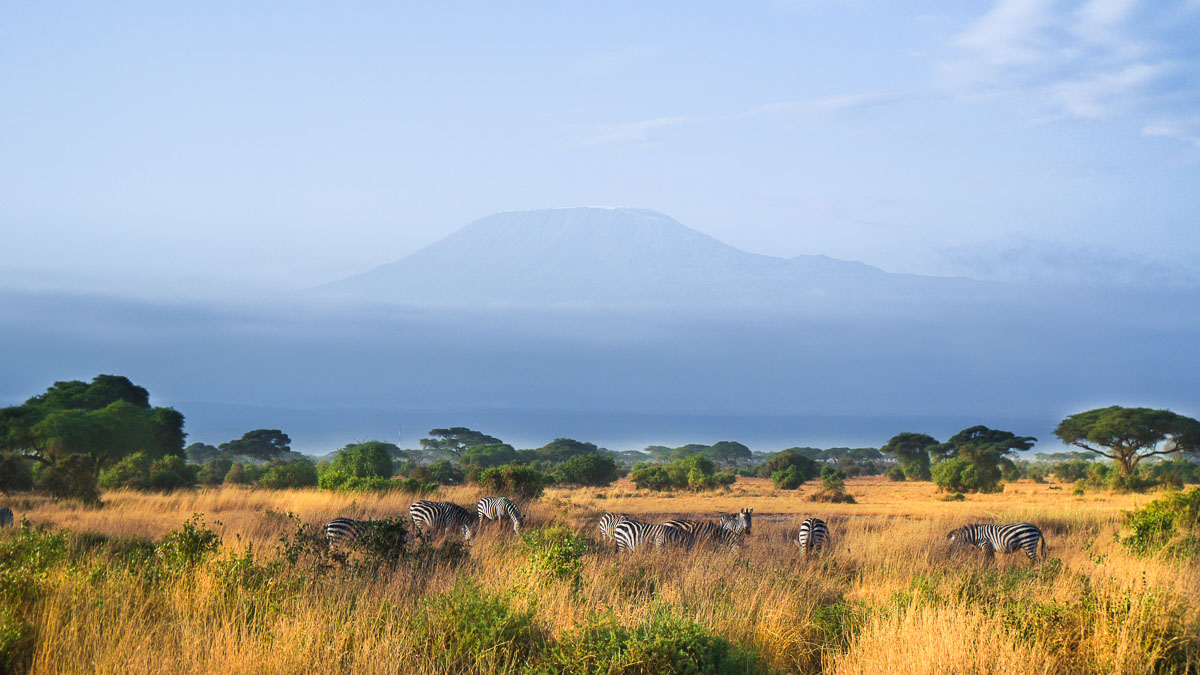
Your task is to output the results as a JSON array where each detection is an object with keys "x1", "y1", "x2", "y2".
[
  {"x1": 1121, "y1": 487, "x2": 1200, "y2": 558},
  {"x1": 520, "y1": 525, "x2": 594, "y2": 586}
]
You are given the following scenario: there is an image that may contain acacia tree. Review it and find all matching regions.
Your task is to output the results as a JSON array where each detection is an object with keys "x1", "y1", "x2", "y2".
[
  {"x1": 880, "y1": 432, "x2": 938, "y2": 481},
  {"x1": 218, "y1": 429, "x2": 291, "y2": 461},
  {"x1": 419, "y1": 427, "x2": 502, "y2": 459},
  {"x1": 928, "y1": 426, "x2": 1036, "y2": 493},
  {"x1": 0, "y1": 375, "x2": 185, "y2": 501},
  {"x1": 1054, "y1": 406, "x2": 1200, "y2": 478}
]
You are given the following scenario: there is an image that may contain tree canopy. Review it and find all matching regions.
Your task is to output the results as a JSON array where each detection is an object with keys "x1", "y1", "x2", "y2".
[
  {"x1": 880, "y1": 433, "x2": 938, "y2": 481},
  {"x1": 419, "y1": 427, "x2": 502, "y2": 458},
  {"x1": 218, "y1": 429, "x2": 292, "y2": 462},
  {"x1": 1055, "y1": 406, "x2": 1200, "y2": 477},
  {"x1": 0, "y1": 375, "x2": 185, "y2": 501},
  {"x1": 929, "y1": 425, "x2": 1035, "y2": 493}
]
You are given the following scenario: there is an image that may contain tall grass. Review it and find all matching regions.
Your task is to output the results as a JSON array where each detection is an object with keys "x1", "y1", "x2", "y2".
[{"x1": 2, "y1": 478, "x2": 1197, "y2": 674}]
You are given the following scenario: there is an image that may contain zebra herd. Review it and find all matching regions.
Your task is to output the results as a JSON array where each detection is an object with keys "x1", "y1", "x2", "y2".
[
  {"x1": 321, "y1": 499, "x2": 1048, "y2": 565},
  {"x1": 322, "y1": 496, "x2": 525, "y2": 547}
]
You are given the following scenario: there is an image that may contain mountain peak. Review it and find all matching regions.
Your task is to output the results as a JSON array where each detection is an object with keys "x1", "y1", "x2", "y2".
[{"x1": 318, "y1": 207, "x2": 946, "y2": 309}]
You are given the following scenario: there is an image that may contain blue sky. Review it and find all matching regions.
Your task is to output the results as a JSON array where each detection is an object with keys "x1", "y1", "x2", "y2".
[{"x1": 3, "y1": 1, "x2": 1199, "y2": 295}]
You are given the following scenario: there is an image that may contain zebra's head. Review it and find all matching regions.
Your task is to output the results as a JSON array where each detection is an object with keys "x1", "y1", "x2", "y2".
[
  {"x1": 947, "y1": 527, "x2": 967, "y2": 546},
  {"x1": 740, "y1": 508, "x2": 753, "y2": 535}
]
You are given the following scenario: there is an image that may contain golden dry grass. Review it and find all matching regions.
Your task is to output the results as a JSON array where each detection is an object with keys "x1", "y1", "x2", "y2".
[{"x1": 3, "y1": 477, "x2": 1197, "y2": 674}]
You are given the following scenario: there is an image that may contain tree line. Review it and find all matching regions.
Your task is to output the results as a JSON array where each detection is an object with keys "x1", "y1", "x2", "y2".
[{"x1": 2, "y1": 375, "x2": 1198, "y2": 502}]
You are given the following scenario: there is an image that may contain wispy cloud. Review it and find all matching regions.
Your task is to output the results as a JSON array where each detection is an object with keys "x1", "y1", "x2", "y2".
[
  {"x1": 558, "y1": 116, "x2": 695, "y2": 151},
  {"x1": 558, "y1": 92, "x2": 899, "y2": 152},
  {"x1": 942, "y1": 0, "x2": 1200, "y2": 143},
  {"x1": 1142, "y1": 118, "x2": 1200, "y2": 150}
]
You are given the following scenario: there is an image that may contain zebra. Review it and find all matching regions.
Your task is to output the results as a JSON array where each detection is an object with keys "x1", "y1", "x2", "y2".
[
  {"x1": 323, "y1": 517, "x2": 373, "y2": 548},
  {"x1": 409, "y1": 500, "x2": 475, "y2": 540},
  {"x1": 720, "y1": 508, "x2": 753, "y2": 536},
  {"x1": 0, "y1": 507, "x2": 12, "y2": 528},
  {"x1": 597, "y1": 512, "x2": 628, "y2": 541},
  {"x1": 796, "y1": 517, "x2": 830, "y2": 557},
  {"x1": 948, "y1": 523, "x2": 1046, "y2": 563},
  {"x1": 664, "y1": 518, "x2": 742, "y2": 552},
  {"x1": 477, "y1": 496, "x2": 525, "y2": 534},
  {"x1": 614, "y1": 518, "x2": 694, "y2": 553}
]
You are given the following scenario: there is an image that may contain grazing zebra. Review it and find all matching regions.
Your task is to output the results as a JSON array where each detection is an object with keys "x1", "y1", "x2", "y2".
[
  {"x1": 409, "y1": 500, "x2": 475, "y2": 540},
  {"x1": 796, "y1": 517, "x2": 831, "y2": 557},
  {"x1": 665, "y1": 518, "x2": 742, "y2": 552},
  {"x1": 477, "y1": 496, "x2": 525, "y2": 534},
  {"x1": 597, "y1": 512, "x2": 628, "y2": 541},
  {"x1": 948, "y1": 523, "x2": 1045, "y2": 563},
  {"x1": 720, "y1": 508, "x2": 753, "y2": 536},
  {"x1": 614, "y1": 518, "x2": 693, "y2": 553},
  {"x1": 0, "y1": 507, "x2": 12, "y2": 528},
  {"x1": 323, "y1": 517, "x2": 373, "y2": 547}
]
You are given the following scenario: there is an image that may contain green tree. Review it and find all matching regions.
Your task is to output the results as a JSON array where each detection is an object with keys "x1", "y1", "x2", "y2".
[
  {"x1": 197, "y1": 458, "x2": 233, "y2": 486},
  {"x1": 97, "y1": 452, "x2": 197, "y2": 491},
  {"x1": 535, "y1": 438, "x2": 600, "y2": 463},
  {"x1": 554, "y1": 454, "x2": 620, "y2": 487},
  {"x1": 477, "y1": 461, "x2": 552, "y2": 500},
  {"x1": 184, "y1": 443, "x2": 220, "y2": 463},
  {"x1": 929, "y1": 425, "x2": 1035, "y2": 493},
  {"x1": 880, "y1": 432, "x2": 937, "y2": 481},
  {"x1": 707, "y1": 441, "x2": 752, "y2": 467},
  {"x1": 218, "y1": 429, "x2": 291, "y2": 462},
  {"x1": 258, "y1": 459, "x2": 319, "y2": 489},
  {"x1": 1055, "y1": 406, "x2": 1200, "y2": 478},
  {"x1": 765, "y1": 449, "x2": 820, "y2": 482},
  {"x1": 420, "y1": 427, "x2": 502, "y2": 459},
  {"x1": 461, "y1": 443, "x2": 518, "y2": 468},
  {"x1": 0, "y1": 375, "x2": 186, "y2": 502},
  {"x1": 320, "y1": 441, "x2": 394, "y2": 490}
]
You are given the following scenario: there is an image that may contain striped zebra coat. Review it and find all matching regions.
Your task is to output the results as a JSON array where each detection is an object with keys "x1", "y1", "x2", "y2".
[
  {"x1": 0, "y1": 507, "x2": 12, "y2": 528},
  {"x1": 597, "y1": 513, "x2": 628, "y2": 541},
  {"x1": 409, "y1": 500, "x2": 475, "y2": 540},
  {"x1": 477, "y1": 496, "x2": 525, "y2": 534},
  {"x1": 796, "y1": 517, "x2": 830, "y2": 556},
  {"x1": 323, "y1": 517, "x2": 373, "y2": 548},
  {"x1": 614, "y1": 518, "x2": 693, "y2": 553},
  {"x1": 663, "y1": 518, "x2": 743, "y2": 552},
  {"x1": 948, "y1": 523, "x2": 1046, "y2": 563},
  {"x1": 720, "y1": 508, "x2": 753, "y2": 536}
]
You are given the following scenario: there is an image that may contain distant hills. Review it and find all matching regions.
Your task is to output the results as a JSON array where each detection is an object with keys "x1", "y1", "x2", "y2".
[{"x1": 318, "y1": 207, "x2": 980, "y2": 309}]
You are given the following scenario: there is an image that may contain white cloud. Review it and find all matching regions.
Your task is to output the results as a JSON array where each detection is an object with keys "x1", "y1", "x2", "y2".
[
  {"x1": 943, "y1": 0, "x2": 1200, "y2": 143},
  {"x1": 1142, "y1": 118, "x2": 1200, "y2": 149},
  {"x1": 558, "y1": 116, "x2": 694, "y2": 151}
]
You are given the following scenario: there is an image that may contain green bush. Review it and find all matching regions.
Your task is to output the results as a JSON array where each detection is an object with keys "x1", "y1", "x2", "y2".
[
  {"x1": 533, "y1": 612, "x2": 762, "y2": 674},
  {"x1": 413, "y1": 582, "x2": 545, "y2": 672},
  {"x1": 197, "y1": 458, "x2": 233, "y2": 486},
  {"x1": 520, "y1": 525, "x2": 592, "y2": 585},
  {"x1": 886, "y1": 465, "x2": 906, "y2": 481},
  {"x1": 630, "y1": 456, "x2": 730, "y2": 492},
  {"x1": 224, "y1": 462, "x2": 264, "y2": 485},
  {"x1": 931, "y1": 456, "x2": 1003, "y2": 493},
  {"x1": 555, "y1": 454, "x2": 620, "y2": 487},
  {"x1": 771, "y1": 466, "x2": 805, "y2": 490},
  {"x1": 1120, "y1": 487, "x2": 1200, "y2": 557},
  {"x1": 821, "y1": 465, "x2": 847, "y2": 491},
  {"x1": 319, "y1": 441, "x2": 394, "y2": 491},
  {"x1": 0, "y1": 453, "x2": 34, "y2": 493},
  {"x1": 257, "y1": 459, "x2": 318, "y2": 489},
  {"x1": 97, "y1": 452, "x2": 197, "y2": 492},
  {"x1": 156, "y1": 514, "x2": 222, "y2": 570},
  {"x1": 348, "y1": 516, "x2": 413, "y2": 569},
  {"x1": 766, "y1": 449, "x2": 820, "y2": 483},
  {"x1": 477, "y1": 461, "x2": 552, "y2": 500},
  {"x1": 410, "y1": 460, "x2": 465, "y2": 486}
]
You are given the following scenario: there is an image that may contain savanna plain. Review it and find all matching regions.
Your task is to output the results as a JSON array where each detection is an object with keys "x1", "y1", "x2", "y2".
[{"x1": 2, "y1": 477, "x2": 1198, "y2": 674}]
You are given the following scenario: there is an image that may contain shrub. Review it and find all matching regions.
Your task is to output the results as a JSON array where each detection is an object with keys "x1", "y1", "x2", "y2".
[
  {"x1": 413, "y1": 582, "x2": 545, "y2": 672},
  {"x1": 477, "y1": 462, "x2": 552, "y2": 500},
  {"x1": 520, "y1": 525, "x2": 592, "y2": 585},
  {"x1": 886, "y1": 465, "x2": 906, "y2": 481},
  {"x1": 931, "y1": 456, "x2": 1003, "y2": 493},
  {"x1": 630, "y1": 464, "x2": 674, "y2": 491},
  {"x1": 821, "y1": 465, "x2": 847, "y2": 490},
  {"x1": 197, "y1": 458, "x2": 232, "y2": 486},
  {"x1": 766, "y1": 449, "x2": 820, "y2": 483},
  {"x1": 555, "y1": 454, "x2": 620, "y2": 487},
  {"x1": 809, "y1": 488, "x2": 857, "y2": 503},
  {"x1": 257, "y1": 459, "x2": 318, "y2": 489},
  {"x1": 631, "y1": 456, "x2": 732, "y2": 492},
  {"x1": 224, "y1": 462, "x2": 264, "y2": 485},
  {"x1": 156, "y1": 514, "x2": 222, "y2": 570},
  {"x1": 533, "y1": 612, "x2": 762, "y2": 674},
  {"x1": 349, "y1": 516, "x2": 413, "y2": 569},
  {"x1": 411, "y1": 460, "x2": 465, "y2": 486},
  {"x1": 941, "y1": 492, "x2": 966, "y2": 502},
  {"x1": 1120, "y1": 487, "x2": 1200, "y2": 557},
  {"x1": 97, "y1": 452, "x2": 197, "y2": 491},
  {"x1": 0, "y1": 453, "x2": 34, "y2": 493},
  {"x1": 319, "y1": 442, "x2": 393, "y2": 491}
]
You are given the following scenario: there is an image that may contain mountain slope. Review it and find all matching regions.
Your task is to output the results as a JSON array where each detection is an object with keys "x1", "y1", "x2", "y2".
[{"x1": 318, "y1": 207, "x2": 974, "y2": 309}]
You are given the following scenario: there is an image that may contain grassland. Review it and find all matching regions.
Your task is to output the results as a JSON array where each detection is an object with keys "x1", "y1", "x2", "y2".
[{"x1": 2, "y1": 477, "x2": 1198, "y2": 674}]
